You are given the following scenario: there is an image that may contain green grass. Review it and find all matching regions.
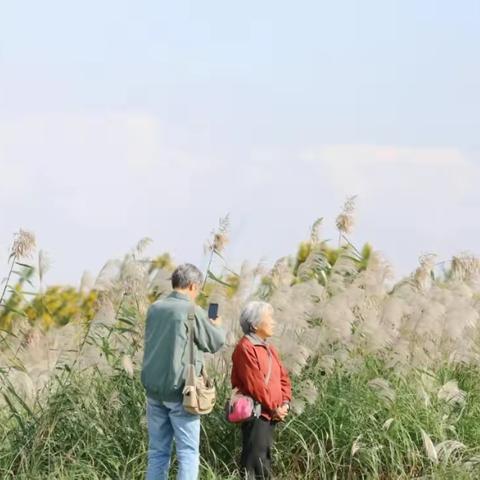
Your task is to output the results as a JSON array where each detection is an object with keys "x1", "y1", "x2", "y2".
[{"x1": 2, "y1": 360, "x2": 480, "y2": 479}]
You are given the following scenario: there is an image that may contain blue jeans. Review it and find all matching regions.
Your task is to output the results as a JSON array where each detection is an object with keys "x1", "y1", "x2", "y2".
[{"x1": 146, "y1": 398, "x2": 200, "y2": 480}]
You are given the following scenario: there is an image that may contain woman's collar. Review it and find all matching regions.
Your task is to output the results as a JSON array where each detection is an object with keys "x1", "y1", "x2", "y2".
[{"x1": 245, "y1": 333, "x2": 268, "y2": 346}]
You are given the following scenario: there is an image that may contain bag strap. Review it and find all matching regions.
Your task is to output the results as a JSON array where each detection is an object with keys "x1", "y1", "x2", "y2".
[
  {"x1": 245, "y1": 334, "x2": 273, "y2": 386},
  {"x1": 187, "y1": 303, "x2": 196, "y2": 366},
  {"x1": 264, "y1": 346, "x2": 273, "y2": 385}
]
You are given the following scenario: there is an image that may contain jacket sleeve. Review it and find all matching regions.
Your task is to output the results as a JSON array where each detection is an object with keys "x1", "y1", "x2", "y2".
[
  {"x1": 280, "y1": 361, "x2": 292, "y2": 404},
  {"x1": 272, "y1": 346, "x2": 292, "y2": 404},
  {"x1": 233, "y1": 343, "x2": 277, "y2": 413},
  {"x1": 193, "y1": 306, "x2": 226, "y2": 354}
]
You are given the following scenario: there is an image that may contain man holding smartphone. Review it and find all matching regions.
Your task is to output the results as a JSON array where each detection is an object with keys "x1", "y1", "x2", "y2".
[{"x1": 141, "y1": 263, "x2": 225, "y2": 480}]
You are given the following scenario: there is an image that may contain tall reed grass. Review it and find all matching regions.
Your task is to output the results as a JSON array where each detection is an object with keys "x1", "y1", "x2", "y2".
[{"x1": 1, "y1": 207, "x2": 480, "y2": 478}]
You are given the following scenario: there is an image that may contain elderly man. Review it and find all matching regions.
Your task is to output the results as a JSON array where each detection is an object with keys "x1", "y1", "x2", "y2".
[{"x1": 141, "y1": 263, "x2": 226, "y2": 480}]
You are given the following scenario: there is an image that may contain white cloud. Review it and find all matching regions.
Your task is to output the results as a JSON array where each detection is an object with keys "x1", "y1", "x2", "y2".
[
  {"x1": 300, "y1": 144, "x2": 480, "y2": 276},
  {"x1": 0, "y1": 112, "x2": 209, "y2": 283},
  {"x1": 0, "y1": 112, "x2": 204, "y2": 225},
  {"x1": 1, "y1": 116, "x2": 479, "y2": 284},
  {"x1": 304, "y1": 145, "x2": 478, "y2": 201}
]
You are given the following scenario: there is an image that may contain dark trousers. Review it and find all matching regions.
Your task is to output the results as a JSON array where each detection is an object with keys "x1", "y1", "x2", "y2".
[{"x1": 240, "y1": 417, "x2": 276, "y2": 479}]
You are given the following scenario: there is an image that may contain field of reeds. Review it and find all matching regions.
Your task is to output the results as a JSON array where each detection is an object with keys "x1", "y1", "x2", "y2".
[{"x1": 2, "y1": 199, "x2": 480, "y2": 479}]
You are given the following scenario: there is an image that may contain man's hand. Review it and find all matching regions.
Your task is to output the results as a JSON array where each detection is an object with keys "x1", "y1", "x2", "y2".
[
  {"x1": 209, "y1": 315, "x2": 223, "y2": 327},
  {"x1": 273, "y1": 404, "x2": 289, "y2": 422}
]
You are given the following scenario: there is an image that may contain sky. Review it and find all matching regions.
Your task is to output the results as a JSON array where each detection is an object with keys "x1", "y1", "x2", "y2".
[{"x1": 0, "y1": 0, "x2": 479, "y2": 286}]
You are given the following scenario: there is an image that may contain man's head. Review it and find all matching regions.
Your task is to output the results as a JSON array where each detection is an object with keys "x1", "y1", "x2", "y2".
[{"x1": 171, "y1": 263, "x2": 203, "y2": 300}]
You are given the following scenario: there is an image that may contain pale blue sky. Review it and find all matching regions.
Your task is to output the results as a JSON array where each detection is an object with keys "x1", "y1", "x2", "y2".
[{"x1": 0, "y1": 1, "x2": 479, "y2": 284}]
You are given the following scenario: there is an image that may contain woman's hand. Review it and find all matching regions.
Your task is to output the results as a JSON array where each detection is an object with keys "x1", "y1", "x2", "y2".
[{"x1": 273, "y1": 404, "x2": 289, "y2": 421}]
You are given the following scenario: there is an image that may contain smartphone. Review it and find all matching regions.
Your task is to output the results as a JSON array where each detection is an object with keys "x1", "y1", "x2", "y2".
[{"x1": 208, "y1": 303, "x2": 219, "y2": 320}]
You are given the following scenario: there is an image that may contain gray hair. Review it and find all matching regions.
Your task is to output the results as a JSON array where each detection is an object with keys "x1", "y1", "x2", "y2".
[
  {"x1": 240, "y1": 301, "x2": 273, "y2": 335},
  {"x1": 171, "y1": 263, "x2": 203, "y2": 289}
]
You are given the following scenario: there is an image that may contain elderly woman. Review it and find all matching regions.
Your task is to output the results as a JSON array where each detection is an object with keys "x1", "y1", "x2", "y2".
[{"x1": 231, "y1": 301, "x2": 292, "y2": 479}]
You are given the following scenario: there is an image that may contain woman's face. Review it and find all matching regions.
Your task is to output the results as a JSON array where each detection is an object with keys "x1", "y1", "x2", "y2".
[{"x1": 255, "y1": 309, "x2": 276, "y2": 339}]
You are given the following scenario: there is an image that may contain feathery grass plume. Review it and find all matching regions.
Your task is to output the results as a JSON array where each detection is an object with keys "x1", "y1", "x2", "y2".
[
  {"x1": 89, "y1": 294, "x2": 116, "y2": 329},
  {"x1": 213, "y1": 214, "x2": 230, "y2": 253},
  {"x1": 417, "y1": 385, "x2": 431, "y2": 408},
  {"x1": 435, "y1": 440, "x2": 465, "y2": 462},
  {"x1": 38, "y1": 250, "x2": 51, "y2": 294},
  {"x1": 444, "y1": 302, "x2": 478, "y2": 343},
  {"x1": 356, "y1": 250, "x2": 393, "y2": 296},
  {"x1": 5, "y1": 369, "x2": 35, "y2": 406},
  {"x1": 317, "y1": 355, "x2": 335, "y2": 375},
  {"x1": 281, "y1": 341, "x2": 312, "y2": 376},
  {"x1": 10, "y1": 229, "x2": 36, "y2": 259},
  {"x1": 133, "y1": 237, "x2": 152, "y2": 258},
  {"x1": 368, "y1": 378, "x2": 396, "y2": 404},
  {"x1": 23, "y1": 325, "x2": 42, "y2": 348},
  {"x1": 204, "y1": 214, "x2": 230, "y2": 255},
  {"x1": 120, "y1": 255, "x2": 149, "y2": 296},
  {"x1": 297, "y1": 379, "x2": 318, "y2": 406},
  {"x1": 351, "y1": 435, "x2": 363, "y2": 457},
  {"x1": 79, "y1": 270, "x2": 95, "y2": 295},
  {"x1": 335, "y1": 195, "x2": 357, "y2": 238},
  {"x1": 317, "y1": 295, "x2": 355, "y2": 344},
  {"x1": 437, "y1": 380, "x2": 466, "y2": 406},
  {"x1": 380, "y1": 295, "x2": 406, "y2": 330},
  {"x1": 148, "y1": 267, "x2": 172, "y2": 301},
  {"x1": 270, "y1": 280, "x2": 320, "y2": 330},
  {"x1": 420, "y1": 429, "x2": 438, "y2": 463},
  {"x1": 202, "y1": 214, "x2": 232, "y2": 293},
  {"x1": 450, "y1": 252, "x2": 480, "y2": 283},
  {"x1": 290, "y1": 397, "x2": 306, "y2": 415},
  {"x1": 244, "y1": 260, "x2": 268, "y2": 299},
  {"x1": 268, "y1": 280, "x2": 322, "y2": 374},
  {"x1": 414, "y1": 253, "x2": 437, "y2": 292},
  {"x1": 464, "y1": 455, "x2": 480, "y2": 471},
  {"x1": 310, "y1": 217, "x2": 323, "y2": 244},
  {"x1": 48, "y1": 323, "x2": 83, "y2": 367},
  {"x1": 382, "y1": 418, "x2": 395, "y2": 431},
  {"x1": 0, "y1": 229, "x2": 36, "y2": 308},
  {"x1": 414, "y1": 371, "x2": 439, "y2": 407},
  {"x1": 5, "y1": 212, "x2": 480, "y2": 477},
  {"x1": 282, "y1": 377, "x2": 318, "y2": 417},
  {"x1": 352, "y1": 304, "x2": 391, "y2": 353},
  {"x1": 94, "y1": 259, "x2": 122, "y2": 291},
  {"x1": 122, "y1": 355, "x2": 134, "y2": 377},
  {"x1": 296, "y1": 245, "x2": 331, "y2": 284},
  {"x1": 326, "y1": 249, "x2": 360, "y2": 295},
  {"x1": 270, "y1": 257, "x2": 294, "y2": 290},
  {"x1": 13, "y1": 322, "x2": 79, "y2": 385},
  {"x1": 227, "y1": 264, "x2": 261, "y2": 328},
  {"x1": 256, "y1": 257, "x2": 293, "y2": 301}
]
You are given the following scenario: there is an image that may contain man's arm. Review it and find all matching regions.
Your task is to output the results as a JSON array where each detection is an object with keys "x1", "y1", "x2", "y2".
[{"x1": 194, "y1": 306, "x2": 226, "y2": 353}]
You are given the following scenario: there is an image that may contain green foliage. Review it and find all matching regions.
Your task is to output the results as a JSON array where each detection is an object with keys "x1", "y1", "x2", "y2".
[
  {"x1": 24, "y1": 287, "x2": 98, "y2": 328},
  {"x1": 0, "y1": 265, "x2": 35, "y2": 330},
  {"x1": 3, "y1": 216, "x2": 480, "y2": 479},
  {"x1": 1, "y1": 363, "x2": 480, "y2": 478}
]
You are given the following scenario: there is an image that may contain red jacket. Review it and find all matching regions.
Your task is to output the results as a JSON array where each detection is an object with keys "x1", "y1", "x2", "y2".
[{"x1": 231, "y1": 334, "x2": 292, "y2": 420}]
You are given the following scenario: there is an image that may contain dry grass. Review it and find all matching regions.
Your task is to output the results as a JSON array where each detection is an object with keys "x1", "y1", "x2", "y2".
[{"x1": 2, "y1": 206, "x2": 480, "y2": 478}]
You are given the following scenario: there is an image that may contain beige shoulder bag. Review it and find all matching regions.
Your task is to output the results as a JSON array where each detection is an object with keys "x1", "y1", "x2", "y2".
[{"x1": 182, "y1": 303, "x2": 216, "y2": 415}]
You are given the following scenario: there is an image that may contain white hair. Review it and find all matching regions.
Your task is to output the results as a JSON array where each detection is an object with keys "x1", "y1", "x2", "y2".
[{"x1": 240, "y1": 301, "x2": 274, "y2": 334}]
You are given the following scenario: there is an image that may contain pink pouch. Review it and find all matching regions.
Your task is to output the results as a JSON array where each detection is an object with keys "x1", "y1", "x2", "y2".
[{"x1": 225, "y1": 389, "x2": 256, "y2": 423}]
